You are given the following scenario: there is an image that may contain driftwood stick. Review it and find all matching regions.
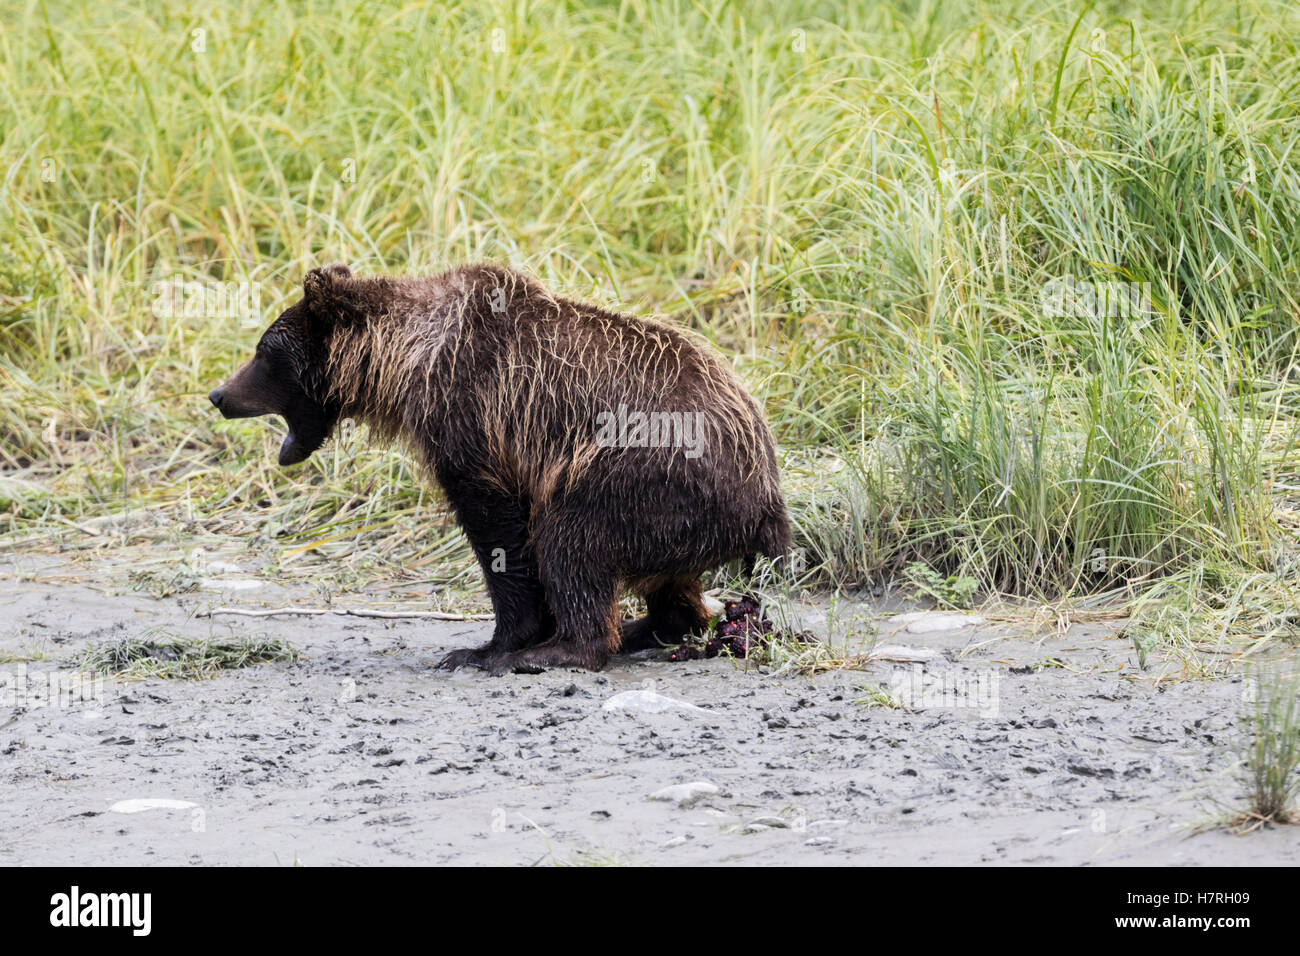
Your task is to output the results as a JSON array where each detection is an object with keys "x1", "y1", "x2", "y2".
[{"x1": 197, "y1": 606, "x2": 493, "y2": 622}]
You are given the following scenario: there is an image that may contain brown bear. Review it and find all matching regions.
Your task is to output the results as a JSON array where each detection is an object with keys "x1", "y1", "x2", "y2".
[{"x1": 209, "y1": 264, "x2": 789, "y2": 672}]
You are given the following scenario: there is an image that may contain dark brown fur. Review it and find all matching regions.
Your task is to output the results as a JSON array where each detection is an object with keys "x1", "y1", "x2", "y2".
[{"x1": 211, "y1": 264, "x2": 790, "y2": 672}]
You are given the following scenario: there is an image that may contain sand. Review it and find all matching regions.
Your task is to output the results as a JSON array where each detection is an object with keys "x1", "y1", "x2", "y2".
[{"x1": 1, "y1": 555, "x2": 1296, "y2": 866}]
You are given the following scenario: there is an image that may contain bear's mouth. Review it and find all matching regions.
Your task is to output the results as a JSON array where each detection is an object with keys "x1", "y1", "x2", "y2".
[
  {"x1": 277, "y1": 415, "x2": 329, "y2": 467},
  {"x1": 278, "y1": 429, "x2": 310, "y2": 467}
]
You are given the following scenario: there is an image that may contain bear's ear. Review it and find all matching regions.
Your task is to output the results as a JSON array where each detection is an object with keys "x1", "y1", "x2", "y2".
[{"x1": 302, "y1": 264, "x2": 357, "y2": 323}]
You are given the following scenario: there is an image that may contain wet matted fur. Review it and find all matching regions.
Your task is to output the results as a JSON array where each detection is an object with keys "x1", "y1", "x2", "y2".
[{"x1": 210, "y1": 264, "x2": 790, "y2": 672}]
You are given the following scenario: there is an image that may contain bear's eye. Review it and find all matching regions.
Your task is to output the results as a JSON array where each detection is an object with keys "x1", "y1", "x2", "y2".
[{"x1": 254, "y1": 333, "x2": 282, "y2": 361}]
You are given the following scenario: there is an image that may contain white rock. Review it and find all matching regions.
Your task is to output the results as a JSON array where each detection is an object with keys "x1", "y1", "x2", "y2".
[
  {"x1": 747, "y1": 815, "x2": 789, "y2": 829},
  {"x1": 199, "y1": 578, "x2": 263, "y2": 592},
  {"x1": 603, "y1": 689, "x2": 714, "y2": 715},
  {"x1": 905, "y1": 613, "x2": 984, "y2": 634},
  {"x1": 648, "y1": 781, "x2": 720, "y2": 808},
  {"x1": 805, "y1": 837, "x2": 835, "y2": 847},
  {"x1": 870, "y1": 644, "x2": 938, "y2": 661},
  {"x1": 887, "y1": 612, "x2": 929, "y2": 625},
  {"x1": 807, "y1": 818, "x2": 849, "y2": 830},
  {"x1": 109, "y1": 798, "x2": 198, "y2": 814}
]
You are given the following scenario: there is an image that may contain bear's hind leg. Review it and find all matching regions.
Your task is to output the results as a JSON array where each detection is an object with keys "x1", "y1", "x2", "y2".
[{"x1": 620, "y1": 576, "x2": 710, "y2": 652}]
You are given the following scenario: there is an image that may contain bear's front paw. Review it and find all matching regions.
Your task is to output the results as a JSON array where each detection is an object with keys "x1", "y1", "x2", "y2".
[
  {"x1": 498, "y1": 642, "x2": 610, "y2": 673},
  {"x1": 437, "y1": 646, "x2": 503, "y2": 672}
]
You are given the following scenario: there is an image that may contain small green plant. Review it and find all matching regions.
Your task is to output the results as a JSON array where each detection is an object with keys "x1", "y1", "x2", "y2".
[
  {"x1": 1232, "y1": 666, "x2": 1300, "y2": 832},
  {"x1": 903, "y1": 562, "x2": 979, "y2": 610},
  {"x1": 0, "y1": 641, "x2": 52, "y2": 664},
  {"x1": 78, "y1": 631, "x2": 299, "y2": 680},
  {"x1": 1128, "y1": 630, "x2": 1158, "y2": 670},
  {"x1": 853, "y1": 683, "x2": 906, "y2": 711},
  {"x1": 128, "y1": 568, "x2": 199, "y2": 599}
]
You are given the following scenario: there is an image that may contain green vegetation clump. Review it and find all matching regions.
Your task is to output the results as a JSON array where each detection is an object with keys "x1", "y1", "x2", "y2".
[
  {"x1": 3, "y1": 1, "x2": 1300, "y2": 649},
  {"x1": 78, "y1": 633, "x2": 299, "y2": 680},
  {"x1": 1234, "y1": 666, "x2": 1300, "y2": 830}
]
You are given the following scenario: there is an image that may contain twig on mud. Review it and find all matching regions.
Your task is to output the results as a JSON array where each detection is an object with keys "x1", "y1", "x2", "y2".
[{"x1": 197, "y1": 606, "x2": 493, "y2": 621}]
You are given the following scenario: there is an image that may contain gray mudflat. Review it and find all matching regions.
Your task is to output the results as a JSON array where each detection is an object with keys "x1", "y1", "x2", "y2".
[{"x1": 1, "y1": 572, "x2": 1295, "y2": 866}]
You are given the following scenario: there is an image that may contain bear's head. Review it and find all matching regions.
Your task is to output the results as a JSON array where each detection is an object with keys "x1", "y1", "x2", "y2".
[{"x1": 209, "y1": 264, "x2": 355, "y2": 466}]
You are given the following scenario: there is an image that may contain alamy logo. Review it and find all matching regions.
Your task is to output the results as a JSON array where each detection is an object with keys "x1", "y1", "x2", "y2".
[
  {"x1": 889, "y1": 665, "x2": 1001, "y2": 718},
  {"x1": 1039, "y1": 274, "x2": 1152, "y2": 320},
  {"x1": 49, "y1": 886, "x2": 151, "y2": 936},
  {"x1": 0, "y1": 664, "x2": 103, "y2": 709},
  {"x1": 594, "y1": 404, "x2": 706, "y2": 459},
  {"x1": 150, "y1": 276, "x2": 261, "y2": 326}
]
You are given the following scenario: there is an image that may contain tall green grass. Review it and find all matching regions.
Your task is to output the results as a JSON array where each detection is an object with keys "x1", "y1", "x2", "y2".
[
  {"x1": 1235, "y1": 664, "x2": 1300, "y2": 828},
  {"x1": 2, "y1": 0, "x2": 1299, "y2": 613}
]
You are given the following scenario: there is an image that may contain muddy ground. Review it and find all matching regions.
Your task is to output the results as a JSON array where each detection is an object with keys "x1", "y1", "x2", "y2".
[{"x1": 1, "y1": 550, "x2": 1297, "y2": 866}]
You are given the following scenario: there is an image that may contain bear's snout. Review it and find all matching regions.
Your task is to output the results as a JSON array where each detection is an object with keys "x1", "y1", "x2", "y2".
[
  {"x1": 208, "y1": 386, "x2": 244, "y2": 419},
  {"x1": 208, "y1": 360, "x2": 278, "y2": 419}
]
